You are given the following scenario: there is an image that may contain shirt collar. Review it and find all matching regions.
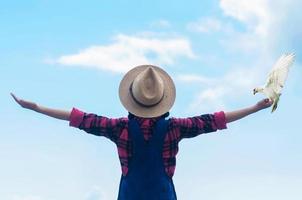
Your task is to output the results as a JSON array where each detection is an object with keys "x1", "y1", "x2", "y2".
[{"x1": 127, "y1": 112, "x2": 169, "y2": 122}]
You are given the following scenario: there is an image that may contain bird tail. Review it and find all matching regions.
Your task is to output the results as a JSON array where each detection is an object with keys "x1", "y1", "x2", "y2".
[{"x1": 271, "y1": 94, "x2": 281, "y2": 113}]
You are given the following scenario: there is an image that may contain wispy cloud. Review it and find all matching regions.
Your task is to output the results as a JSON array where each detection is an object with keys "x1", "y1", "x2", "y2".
[
  {"x1": 56, "y1": 33, "x2": 195, "y2": 73},
  {"x1": 178, "y1": 65, "x2": 268, "y2": 113},
  {"x1": 177, "y1": 0, "x2": 300, "y2": 113},
  {"x1": 177, "y1": 74, "x2": 216, "y2": 85},
  {"x1": 220, "y1": 0, "x2": 272, "y2": 36},
  {"x1": 218, "y1": 0, "x2": 300, "y2": 56},
  {"x1": 149, "y1": 20, "x2": 171, "y2": 29},
  {"x1": 187, "y1": 17, "x2": 224, "y2": 33}
]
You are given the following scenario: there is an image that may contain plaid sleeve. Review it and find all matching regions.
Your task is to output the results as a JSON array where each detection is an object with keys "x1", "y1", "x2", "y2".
[
  {"x1": 171, "y1": 111, "x2": 227, "y2": 140},
  {"x1": 69, "y1": 107, "x2": 128, "y2": 143}
]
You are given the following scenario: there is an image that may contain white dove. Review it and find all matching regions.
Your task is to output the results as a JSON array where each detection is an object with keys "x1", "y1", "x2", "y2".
[{"x1": 253, "y1": 53, "x2": 295, "y2": 112}]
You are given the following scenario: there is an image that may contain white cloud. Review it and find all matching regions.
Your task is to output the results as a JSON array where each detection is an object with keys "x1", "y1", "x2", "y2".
[
  {"x1": 220, "y1": 0, "x2": 272, "y2": 36},
  {"x1": 186, "y1": 1, "x2": 275, "y2": 53},
  {"x1": 178, "y1": 65, "x2": 267, "y2": 113},
  {"x1": 218, "y1": 0, "x2": 299, "y2": 55},
  {"x1": 176, "y1": 74, "x2": 216, "y2": 85},
  {"x1": 56, "y1": 34, "x2": 195, "y2": 73},
  {"x1": 181, "y1": 1, "x2": 301, "y2": 113},
  {"x1": 150, "y1": 20, "x2": 171, "y2": 29},
  {"x1": 219, "y1": 31, "x2": 268, "y2": 54},
  {"x1": 187, "y1": 18, "x2": 223, "y2": 33},
  {"x1": 188, "y1": 86, "x2": 229, "y2": 112},
  {"x1": 216, "y1": 0, "x2": 273, "y2": 54}
]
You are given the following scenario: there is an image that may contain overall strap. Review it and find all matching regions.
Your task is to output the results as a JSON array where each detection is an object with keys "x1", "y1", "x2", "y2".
[
  {"x1": 128, "y1": 119, "x2": 146, "y2": 157},
  {"x1": 128, "y1": 118, "x2": 169, "y2": 154},
  {"x1": 118, "y1": 117, "x2": 176, "y2": 200},
  {"x1": 149, "y1": 118, "x2": 169, "y2": 153}
]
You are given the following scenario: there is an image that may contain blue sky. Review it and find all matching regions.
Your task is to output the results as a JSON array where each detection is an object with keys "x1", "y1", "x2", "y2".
[{"x1": 1, "y1": 0, "x2": 302, "y2": 199}]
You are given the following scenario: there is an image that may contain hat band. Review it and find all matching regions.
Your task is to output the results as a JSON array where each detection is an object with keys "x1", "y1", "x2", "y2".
[{"x1": 129, "y1": 82, "x2": 164, "y2": 108}]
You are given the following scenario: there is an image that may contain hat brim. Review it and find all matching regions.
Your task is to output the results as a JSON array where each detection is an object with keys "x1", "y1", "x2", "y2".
[{"x1": 119, "y1": 65, "x2": 176, "y2": 118}]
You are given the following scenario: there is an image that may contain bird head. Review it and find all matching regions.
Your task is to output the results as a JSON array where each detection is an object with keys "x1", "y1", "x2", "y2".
[{"x1": 253, "y1": 87, "x2": 263, "y2": 95}]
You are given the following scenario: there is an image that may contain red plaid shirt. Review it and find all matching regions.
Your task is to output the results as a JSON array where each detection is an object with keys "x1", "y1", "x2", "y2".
[{"x1": 69, "y1": 108, "x2": 227, "y2": 177}]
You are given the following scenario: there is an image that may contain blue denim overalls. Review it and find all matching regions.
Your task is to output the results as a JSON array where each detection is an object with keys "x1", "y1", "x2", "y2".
[{"x1": 117, "y1": 115, "x2": 177, "y2": 200}]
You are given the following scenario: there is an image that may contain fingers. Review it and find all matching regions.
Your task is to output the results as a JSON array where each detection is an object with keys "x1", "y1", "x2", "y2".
[
  {"x1": 10, "y1": 92, "x2": 20, "y2": 103},
  {"x1": 257, "y1": 98, "x2": 273, "y2": 110},
  {"x1": 264, "y1": 99, "x2": 273, "y2": 107},
  {"x1": 11, "y1": 93, "x2": 27, "y2": 107},
  {"x1": 264, "y1": 98, "x2": 273, "y2": 104}
]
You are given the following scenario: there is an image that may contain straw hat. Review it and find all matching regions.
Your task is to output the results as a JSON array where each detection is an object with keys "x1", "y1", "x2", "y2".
[{"x1": 119, "y1": 65, "x2": 176, "y2": 118}]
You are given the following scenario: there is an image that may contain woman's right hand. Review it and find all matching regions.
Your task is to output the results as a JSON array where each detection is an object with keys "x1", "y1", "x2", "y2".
[
  {"x1": 255, "y1": 98, "x2": 273, "y2": 111},
  {"x1": 11, "y1": 93, "x2": 38, "y2": 110}
]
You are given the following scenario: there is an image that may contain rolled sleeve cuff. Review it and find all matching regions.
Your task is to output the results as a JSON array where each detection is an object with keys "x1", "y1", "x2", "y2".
[
  {"x1": 214, "y1": 111, "x2": 227, "y2": 130},
  {"x1": 69, "y1": 107, "x2": 84, "y2": 128}
]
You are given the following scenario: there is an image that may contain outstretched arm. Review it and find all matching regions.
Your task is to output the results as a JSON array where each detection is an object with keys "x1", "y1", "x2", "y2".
[
  {"x1": 11, "y1": 93, "x2": 71, "y2": 121},
  {"x1": 225, "y1": 98, "x2": 273, "y2": 123}
]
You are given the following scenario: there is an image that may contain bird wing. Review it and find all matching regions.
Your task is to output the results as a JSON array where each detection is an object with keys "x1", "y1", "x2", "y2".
[{"x1": 265, "y1": 53, "x2": 295, "y2": 94}]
